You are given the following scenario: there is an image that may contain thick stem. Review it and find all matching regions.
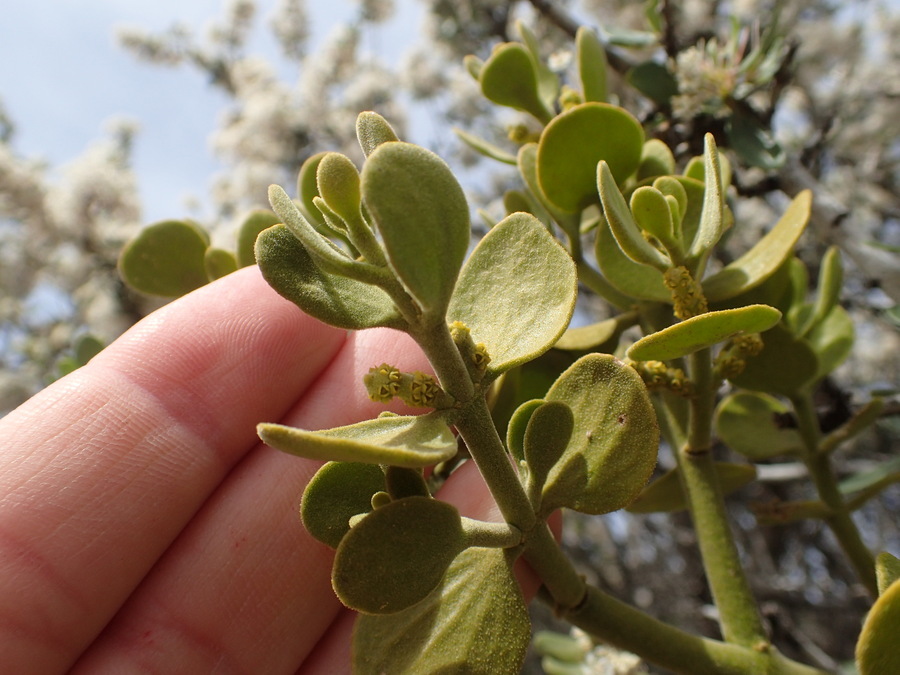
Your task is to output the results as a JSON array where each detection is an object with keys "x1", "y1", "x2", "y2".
[
  {"x1": 791, "y1": 392, "x2": 877, "y2": 596},
  {"x1": 561, "y1": 586, "x2": 828, "y2": 675},
  {"x1": 678, "y1": 349, "x2": 768, "y2": 647}
]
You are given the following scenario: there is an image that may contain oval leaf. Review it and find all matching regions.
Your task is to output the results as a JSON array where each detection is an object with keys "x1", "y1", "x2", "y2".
[
  {"x1": 856, "y1": 578, "x2": 900, "y2": 674},
  {"x1": 524, "y1": 401, "x2": 575, "y2": 498},
  {"x1": 119, "y1": 220, "x2": 210, "y2": 297},
  {"x1": 576, "y1": 27, "x2": 608, "y2": 102},
  {"x1": 542, "y1": 354, "x2": 659, "y2": 515},
  {"x1": 507, "y1": 399, "x2": 545, "y2": 463},
  {"x1": 480, "y1": 42, "x2": 552, "y2": 123},
  {"x1": 255, "y1": 224, "x2": 405, "y2": 330},
  {"x1": 333, "y1": 496, "x2": 464, "y2": 614},
  {"x1": 627, "y1": 463, "x2": 757, "y2": 514},
  {"x1": 594, "y1": 215, "x2": 670, "y2": 301},
  {"x1": 537, "y1": 102, "x2": 644, "y2": 213},
  {"x1": 447, "y1": 212, "x2": 577, "y2": 374},
  {"x1": 729, "y1": 322, "x2": 819, "y2": 396},
  {"x1": 296, "y1": 152, "x2": 328, "y2": 225},
  {"x1": 627, "y1": 305, "x2": 782, "y2": 362},
  {"x1": 257, "y1": 413, "x2": 456, "y2": 468},
  {"x1": 356, "y1": 111, "x2": 400, "y2": 158},
  {"x1": 715, "y1": 392, "x2": 803, "y2": 460},
  {"x1": 362, "y1": 142, "x2": 470, "y2": 319},
  {"x1": 877, "y1": 552, "x2": 900, "y2": 596},
  {"x1": 702, "y1": 191, "x2": 812, "y2": 302},
  {"x1": 301, "y1": 462, "x2": 386, "y2": 549},
  {"x1": 807, "y1": 304, "x2": 854, "y2": 381},
  {"x1": 236, "y1": 209, "x2": 281, "y2": 267},
  {"x1": 353, "y1": 547, "x2": 530, "y2": 673}
]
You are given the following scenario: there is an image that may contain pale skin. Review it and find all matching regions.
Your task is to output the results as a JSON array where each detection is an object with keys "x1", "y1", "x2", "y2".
[{"x1": 0, "y1": 267, "x2": 533, "y2": 673}]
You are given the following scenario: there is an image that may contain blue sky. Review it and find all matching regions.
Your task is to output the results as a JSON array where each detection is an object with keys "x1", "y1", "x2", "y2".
[{"x1": 0, "y1": 0, "x2": 416, "y2": 223}]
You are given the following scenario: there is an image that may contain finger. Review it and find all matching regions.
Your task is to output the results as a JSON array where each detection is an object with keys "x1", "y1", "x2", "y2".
[
  {"x1": 71, "y1": 328, "x2": 433, "y2": 673},
  {"x1": 0, "y1": 267, "x2": 346, "y2": 672}
]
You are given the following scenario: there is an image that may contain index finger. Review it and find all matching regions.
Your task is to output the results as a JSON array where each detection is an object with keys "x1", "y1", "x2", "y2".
[{"x1": 0, "y1": 266, "x2": 346, "y2": 672}]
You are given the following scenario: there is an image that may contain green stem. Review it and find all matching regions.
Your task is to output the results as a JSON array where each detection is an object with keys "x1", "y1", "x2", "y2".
[
  {"x1": 678, "y1": 348, "x2": 768, "y2": 647},
  {"x1": 791, "y1": 392, "x2": 878, "y2": 596},
  {"x1": 560, "y1": 586, "x2": 828, "y2": 675},
  {"x1": 461, "y1": 518, "x2": 523, "y2": 549}
]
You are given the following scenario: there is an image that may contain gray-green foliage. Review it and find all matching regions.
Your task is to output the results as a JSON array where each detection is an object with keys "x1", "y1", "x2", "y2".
[{"x1": 115, "y1": 10, "x2": 898, "y2": 675}]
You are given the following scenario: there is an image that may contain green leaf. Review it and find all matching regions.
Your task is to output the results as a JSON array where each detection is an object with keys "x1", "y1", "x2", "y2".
[
  {"x1": 119, "y1": 220, "x2": 211, "y2": 297},
  {"x1": 296, "y1": 152, "x2": 328, "y2": 225},
  {"x1": 524, "y1": 401, "x2": 575, "y2": 500},
  {"x1": 594, "y1": 215, "x2": 670, "y2": 301},
  {"x1": 356, "y1": 111, "x2": 401, "y2": 158},
  {"x1": 687, "y1": 134, "x2": 725, "y2": 265},
  {"x1": 537, "y1": 103, "x2": 645, "y2": 213},
  {"x1": 542, "y1": 354, "x2": 659, "y2": 515},
  {"x1": 517, "y1": 143, "x2": 581, "y2": 242},
  {"x1": 630, "y1": 186, "x2": 679, "y2": 257},
  {"x1": 626, "y1": 61, "x2": 679, "y2": 105},
  {"x1": 258, "y1": 413, "x2": 456, "y2": 468},
  {"x1": 839, "y1": 456, "x2": 900, "y2": 497},
  {"x1": 236, "y1": 209, "x2": 281, "y2": 267},
  {"x1": 447, "y1": 212, "x2": 577, "y2": 374},
  {"x1": 316, "y1": 152, "x2": 362, "y2": 224},
  {"x1": 729, "y1": 322, "x2": 819, "y2": 396},
  {"x1": 876, "y1": 552, "x2": 900, "y2": 596},
  {"x1": 576, "y1": 26, "x2": 608, "y2": 102},
  {"x1": 384, "y1": 466, "x2": 430, "y2": 500},
  {"x1": 507, "y1": 399, "x2": 544, "y2": 463},
  {"x1": 627, "y1": 463, "x2": 757, "y2": 514},
  {"x1": 800, "y1": 245, "x2": 843, "y2": 336},
  {"x1": 627, "y1": 305, "x2": 782, "y2": 362},
  {"x1": 598, "y1": 161, "x2": 670, "y2": 271},
  {"x1": 300, "y1": 462, "x2": 386, "y2": 549},
  {"x1": 637, "y1": 139, "x2": 676, "y2": 180},
  {"x1": 602, "y1": 25, "x2": 658, "y2": 47},
  {"x1": 333, "y1": 496, "x2": 464, "y2": 614},
  {"x1": 725, "y1": 109, "x2": 785, "y2": 169},
  {"x1": 255, "y1": 224, "x2": 405, "y2": 330},
  {"x1": 353, "y1": 547, "x2": 530, "y2": 673},
  {"x1": 453, "y1": 127, "x2": 518, "y2": 165},
  {"x1": 856, "y1": 577, "x2": 900, "y2": 674},
  {"x1": 361, "y1": 142, "x2": 470, "y2": 320},
  {"x1": 806, "y1": 304, "x2": 854, "y2": 381},
  {"x1": 479, "y1": 42, "x2": 553, "y2": 123},
  {"x1": 74, "y1": 334, "x2": 104, "y2": 365},
  {"x1": 203, "y1": 247, "x2": 237, "y2": 281},
  {"x1": 554, "y1": 312, "x2": 638, "y2": 352},
  {"x1": 715, "y1": 392, "x2": 803, "y2": 459},
  {"x1": 702, "y1": 191, "x2": 812, "y2": 303},
  {"x1": 516, "y1": 20, "x2": 560, "y2": 112}
]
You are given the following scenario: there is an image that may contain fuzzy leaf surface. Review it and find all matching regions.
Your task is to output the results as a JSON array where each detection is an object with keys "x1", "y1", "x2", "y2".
[
  {"x1": 255, "y1": 224, "x2": 405, "y2": 330},
  {"x1": 479, "y1": 42, "x2": 552, "y2": 122},
  {"x1": 236, "y1": 209, "x2": 281, "y2": 267},
  {"x1": 333, "y1": 496, "x2": 464, "y2": 614},
  {"x1": 627, "y1": 305, "x2": 782, "y2": 362},
  {"x1": 448, "y1": 212, "x2": 577, "y2": 374},
  {"x1": 119, "y1": 220, "x2": 210, "y2": 297},
  {"x1": 715, "y1": 392, "x2": 803, "y2": 460},
  {"x1": 594, "y1": 216, "x2": 669, "y2": 301},
  {"x1": 258, "y1": 413, "x2": 456, "y2": 468},
  {"x1": 361, "y1": 142, "x2": 470, "y2": 319},
  {"x1": 537, "y1": 103, "x2": 644, "y2": 213},
  {"x1": 542, "y1": 354, "x2": 659, "y2": 515},
  {"x1": 729, "y1": 322, "x2": 819, "y2": 395},
  {"x1": 702, "y1": 191, "x2": 812, "y2": 302},
  {"x1": 353, "y1": 547, "x2": 530, "y2": 673},
  {"x1": 301, "y1": 462, "x2": 386, "y2": 549}
]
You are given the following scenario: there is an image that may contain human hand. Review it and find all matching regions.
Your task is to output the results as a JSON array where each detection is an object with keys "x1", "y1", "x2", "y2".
[{"x1": 0, "y1": 267, "x2": 523, "y2": 673}]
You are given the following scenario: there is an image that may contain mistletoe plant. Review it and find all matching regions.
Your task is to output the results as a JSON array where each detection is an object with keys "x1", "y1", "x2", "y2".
[{"x1": 117, "y1": 22, "x2": 899, "y2": 675}]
